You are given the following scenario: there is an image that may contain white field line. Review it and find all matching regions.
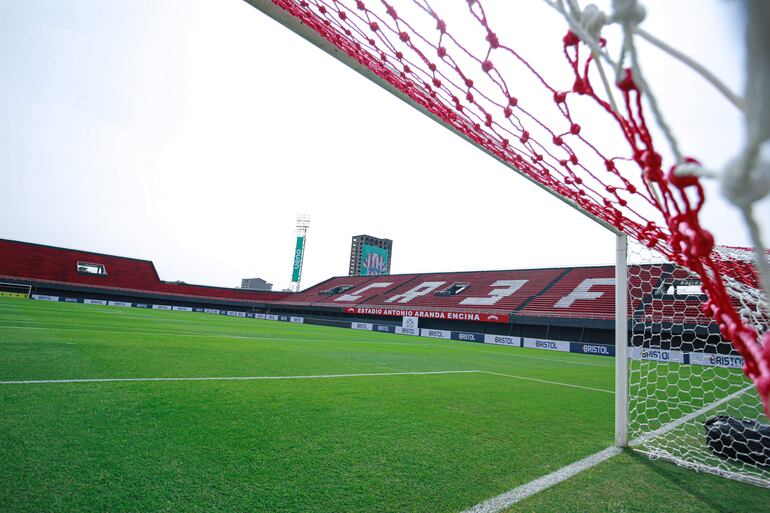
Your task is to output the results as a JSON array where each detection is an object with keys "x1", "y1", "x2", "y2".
[
  {"x1": 629, "y1": 383, "x2": 755, "y2": 447},
  {"x1": 462, "y1": 446, "x2": 622, "y2": 513},
  {"x1": 0, "y1": 369, "x2": 481, "y2": 385},
  {"x1": 480, "y1": 371, "x2": 614, "y2": 394},
  {"x1": 495, "y1": 353, "x2": 612, "y2": 368}
]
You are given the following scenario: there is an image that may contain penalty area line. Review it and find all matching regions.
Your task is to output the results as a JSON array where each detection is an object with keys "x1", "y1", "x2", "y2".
[
  {"x1": 0, "y1": 369, "x2": 482, "y2": 385},
  {"x1": 462, "y1": 446, "x2": 622, "y2": 513},
  {"x1": 480, "y1": 371, "x2": 614, "y2": 394}
]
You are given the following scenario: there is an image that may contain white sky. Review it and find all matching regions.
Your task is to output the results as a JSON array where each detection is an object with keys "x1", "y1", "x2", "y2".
[{"x1": 1, "y1": 0, "x2": 767, "y2": 291}]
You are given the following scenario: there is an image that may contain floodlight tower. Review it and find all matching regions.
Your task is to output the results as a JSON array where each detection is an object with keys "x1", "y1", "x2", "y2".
[{"x1": 290, "y1": 214, "x2": 311, "y2": 292}]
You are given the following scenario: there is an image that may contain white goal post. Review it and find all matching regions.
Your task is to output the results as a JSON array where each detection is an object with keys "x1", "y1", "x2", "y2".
[
  {"x1": 242, "y1": 0, "x2": 770, "y2": 488},
  {"x1": 0, "y1": 282, "x2": 32, "y2": 299},
  {"x1": 615, "y1": 234, "x2": 628, "y2": 448}
]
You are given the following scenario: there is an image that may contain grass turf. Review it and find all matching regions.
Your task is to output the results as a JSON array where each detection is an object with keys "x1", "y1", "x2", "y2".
[{"x1": 0, "y1": 298, "x2": 767, "y2": 512}]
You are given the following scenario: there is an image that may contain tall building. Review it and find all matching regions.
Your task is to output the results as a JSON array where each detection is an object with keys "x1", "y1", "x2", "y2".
[
  {"x1": 241, "y1": 277, "x2": 273, "y2": 291},
  {"x1": 348, "y1": 235, "x2": 392, "y2": 276}
]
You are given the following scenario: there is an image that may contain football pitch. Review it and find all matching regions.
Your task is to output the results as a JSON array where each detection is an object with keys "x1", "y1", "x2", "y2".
[{"x1": 1, "y1": 298, "x2": 767, "y2": 512}]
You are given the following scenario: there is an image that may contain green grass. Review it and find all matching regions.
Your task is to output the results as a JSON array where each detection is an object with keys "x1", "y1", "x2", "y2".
[{"x1": 0, "y1": 298, "x2": 767, "y2": 512}]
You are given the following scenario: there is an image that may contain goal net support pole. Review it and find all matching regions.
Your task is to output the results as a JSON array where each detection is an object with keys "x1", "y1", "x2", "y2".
[{"x1": 615, "y1": 233, "x2": 629, "y2": 448}]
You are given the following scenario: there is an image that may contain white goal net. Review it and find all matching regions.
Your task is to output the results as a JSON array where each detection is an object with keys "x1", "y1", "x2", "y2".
[{"x1": 627, "y1": 240, "x2": 770, "y2": 487}]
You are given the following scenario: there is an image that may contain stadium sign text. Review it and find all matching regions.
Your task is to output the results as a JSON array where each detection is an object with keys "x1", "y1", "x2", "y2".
[
  {"x1": 483, "y1": 334, "x2": 520, "y2": 346},
  {"x1": 344, "y1": 307, "x2": 508, "y2": 323},
  {"x1": 573, "y1": 343, "x2": 615, "y2": 356}
]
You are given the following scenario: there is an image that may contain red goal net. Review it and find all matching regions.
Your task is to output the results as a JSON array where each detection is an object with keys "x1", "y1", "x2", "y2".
[{"x1": 252, "y1": 0, "x2": 769, "y2": 418}]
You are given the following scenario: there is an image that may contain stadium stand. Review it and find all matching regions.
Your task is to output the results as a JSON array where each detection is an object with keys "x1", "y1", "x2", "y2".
[
  {"x1": 0, "y1": 239, "x2": 289, "y2": 303},
  {"x1": 1, "y1": 237, "x2": 717, "y2": 336},
  {"x1": 279, "y1": 268, "x2": 610, "y2": 314},
  {"x1": 518, "y1": 266, "x2": 615, "y2": 320}
]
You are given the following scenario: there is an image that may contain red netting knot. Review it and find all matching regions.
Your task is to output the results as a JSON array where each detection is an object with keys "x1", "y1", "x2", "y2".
[
  {"x1": 671, "y1": 217, "x2": 714, "y2": 258},
  {"x1": 436, "y1": 20, "x2": 447, "y2": 33},
  {"x1": 482, "y1": 60, "x2": 494, "y2": 73},
  {"x1": 338, "y1": 11, "x2": 347, "y2": 20},
  {"x1": 318, "y1": 5, "x2": 326, "y2": 14},
  {"x1": 508, "y1": 96, "x2": 518, "y2": 107},
  {"x1": 554, "y1": 91, "x2": 568, "y2": 104},
  {"x1": 563, "y1": 30, "x2": 580, "y2": 47},
  {"x1": 570, "y1": 124, "x2": 581, "y2": 135},
  {"x1": 465, "y1": 78, "x2": 474, "y2": 88},
  {"x1": 432, "y1": 78, "x2": 442, "y2": 88},
  {"x1": 399, "y1": 32, "x2": 410, "y2": 42},
  {"x1": 520, "y1": 131, "x2": 530, "y2": 143},
  {"x1": 355, "y1": 1, "x2": 365, "y2": 10},
  {"x1": 503, "y1": 107, "x2": 512, "y2": 118},
  {"x1": 553, "y1": 136, "x2": 563, "y2": 146},
  {"x1": 385, "y1": 4, "x2": 398, "y2": 19},
  {"x1": 437, "y1": 47, "x2": 446, "y2": 58},
  {"x1": 486, "y1": 31, "x2": 500, "y2": 49},
  {"x1": 642, "y1": 150, "x2": 662, "y2": 169},
  {"x1": 369, "y1": 22, "x2": 379, "y2": 31},
  {"x1": 668, "y1": 158, "x2": 701, "y2": 190},
  {"x1": 617, "y1": 68, "x2": 637, "y2": 91},
  {"x1": 645, "y1": 168, "x2": 663, "y2": 183},
  {"x1": 641, "y1": 151, "x2": 663, "y2": 182},
  {"x1": 573, "y1": 77, "x2": 589, "y2": 95},
  {"x1": 395, "y1": 51, "x2": 403, "y2": 60}
]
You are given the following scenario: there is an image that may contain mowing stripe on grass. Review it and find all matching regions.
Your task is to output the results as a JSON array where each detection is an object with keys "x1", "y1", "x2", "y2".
[
  {"x1": 461, "y1": 446, "x2": 622, "y2": 513},
  {"x1": 1, "y1": 325, "x2": 437, "y2": 347},
  {"x1": 4, "y1": 325, "x2": 613, "y2": 368},
  {"x1": 481, "y1": 371, "x2": 614, "y2": 394},
  {"x1": 0, "y1": 369, "x2": 481, "y2": 385}
]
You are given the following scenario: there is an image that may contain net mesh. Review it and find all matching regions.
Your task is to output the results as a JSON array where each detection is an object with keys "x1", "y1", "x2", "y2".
[
  {"x1": 260, "y1": 0, "x2": 770, "y2": 483},
  {"x1": 629, "y1": 241, "x2": 770, "y2": 487}
]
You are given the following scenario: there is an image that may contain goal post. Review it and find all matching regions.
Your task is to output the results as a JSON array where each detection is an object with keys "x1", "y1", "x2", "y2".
[
  {"x1": 243, "y1": 0, "x2": 770, "y2": 487},
  {"x1": 0, "y1": 282, "x2": 32, "y2": 299},
  {"x1": 615, "y1": 234, "x2": 629, "y2": 448}
]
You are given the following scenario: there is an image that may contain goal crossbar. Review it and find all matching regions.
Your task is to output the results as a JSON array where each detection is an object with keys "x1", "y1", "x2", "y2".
[{"x1": 243, "y1": 0, "x2": 622, "y2": 236}]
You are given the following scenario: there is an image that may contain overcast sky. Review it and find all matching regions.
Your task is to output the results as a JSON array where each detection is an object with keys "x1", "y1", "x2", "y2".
[{"x1": 1, "y1": 0, "x2": 767, "y2": 291}]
